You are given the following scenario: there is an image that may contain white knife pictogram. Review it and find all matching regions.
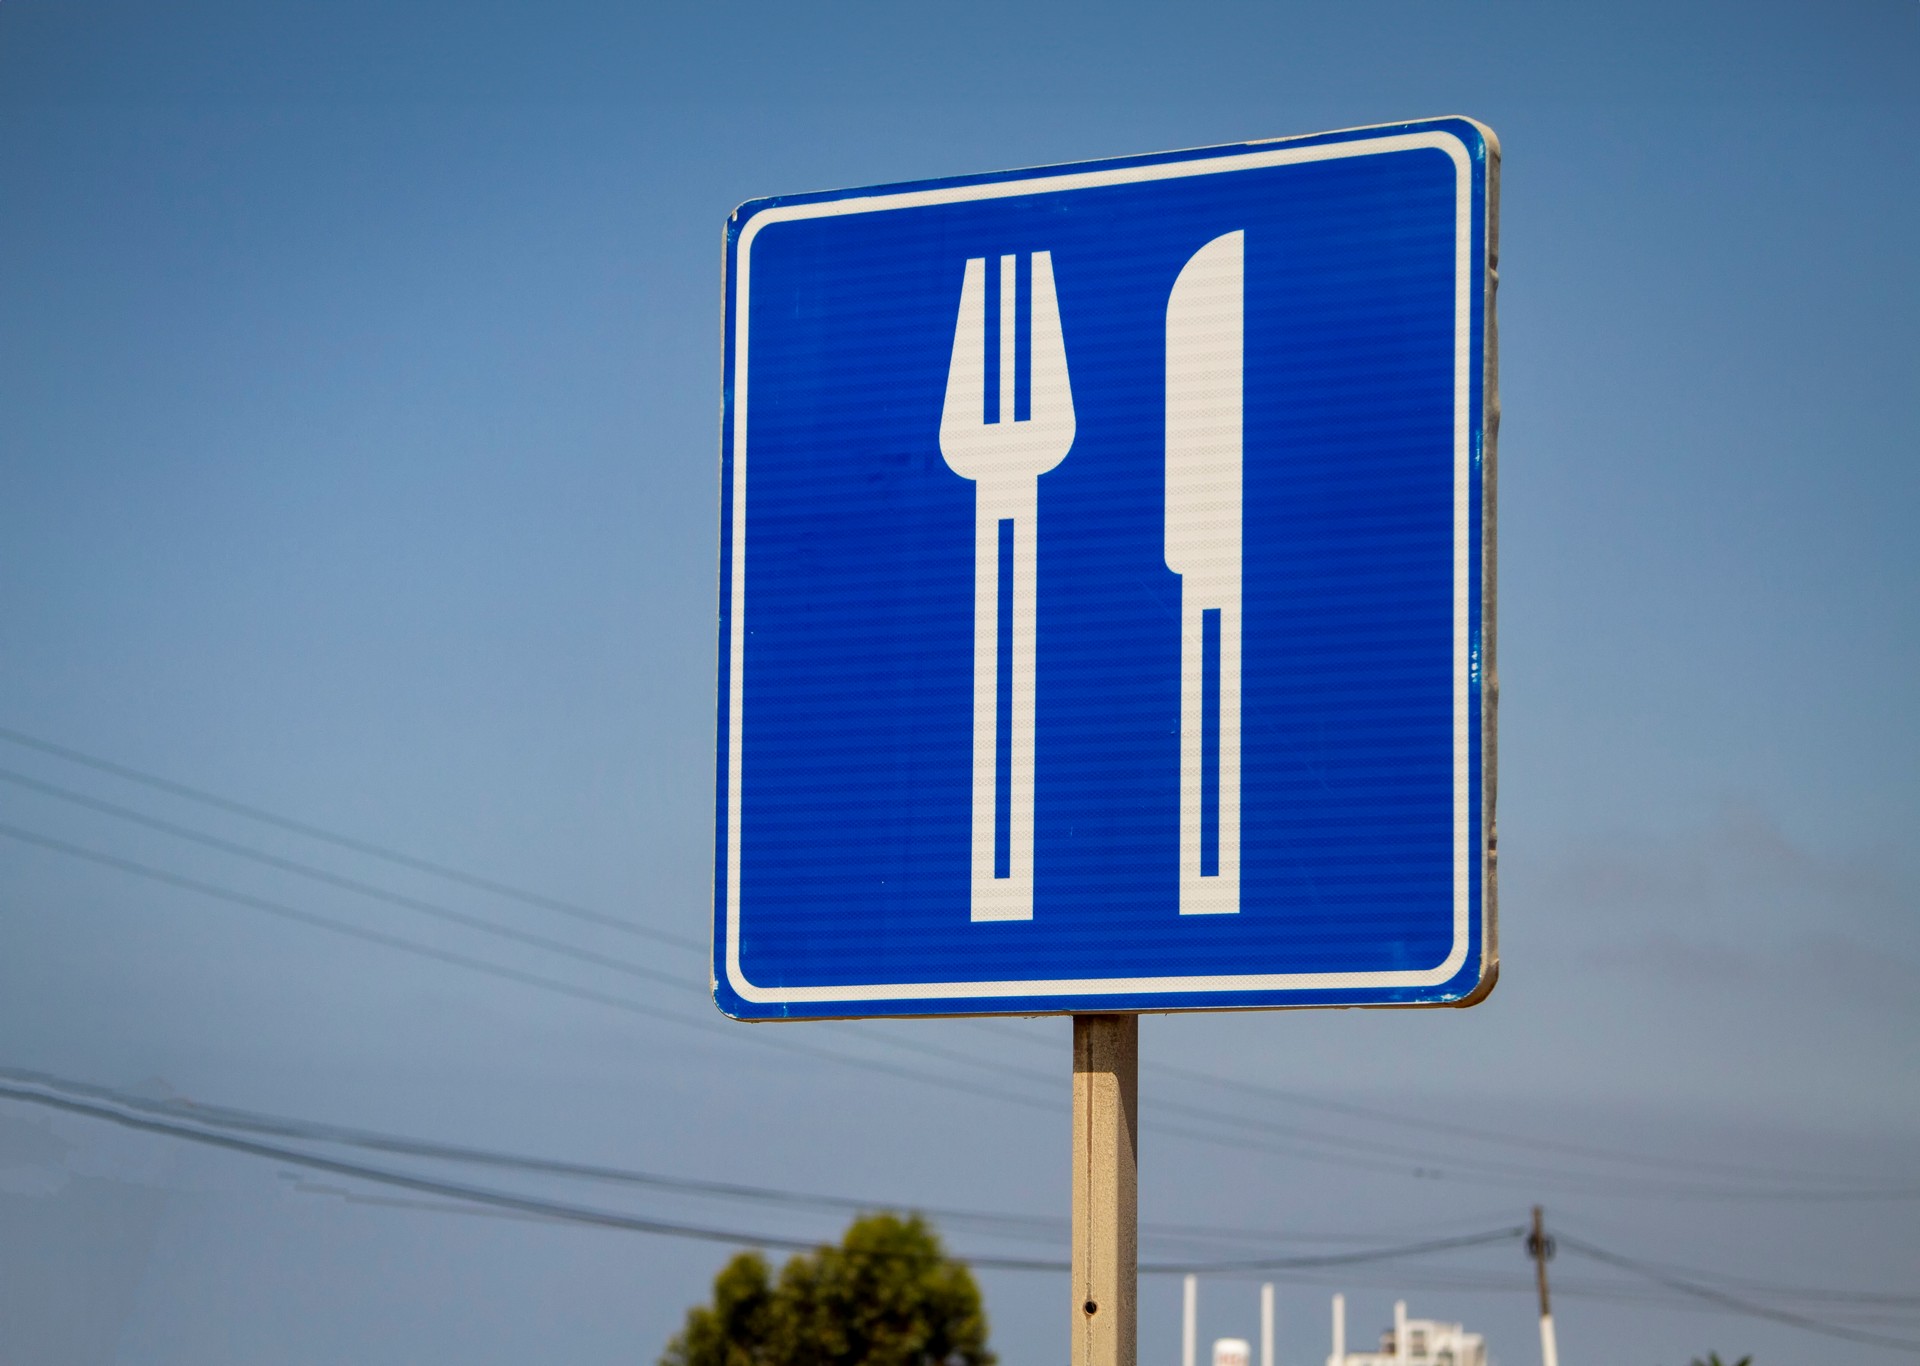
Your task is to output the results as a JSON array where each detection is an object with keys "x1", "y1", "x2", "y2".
[{"x1": 1164, "y1": 231, "x2": 1244, "y2": 914}]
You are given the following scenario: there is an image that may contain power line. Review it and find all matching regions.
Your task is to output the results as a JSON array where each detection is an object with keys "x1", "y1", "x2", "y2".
[
  {"x1": 1176, "y1": 1262, "x2": 1920, "y2": 1322},
  {"x1": 0, "y1": 1065, "x2": 1069, "y2": 1242},
  {"x1": 4, "y1": 729, "x2": 1910, "y2": 1202},
  {"x1": 8, "y1": 731, "x2": 1915, "y2": 1336},
  {"x1": 0, "y1": 820, "x2": 1110, "y2": 1129},
  {"x1": 892, "y1": 1024, "x2": 1920, "y2": 1203},
  {"x1": 0, "y1": 819, "x2": 704, "y2": 1016},
  {"x1": 970, "y1": 1019, "x2": 1909, "y2": 1194},
  {"x1": 1542, "y1": 1227, "x2": 1920, "y2": 1310},
  {"x1": 9, "y1": 819, "x2": 1918, "y2": 1337},
  {"x1": 0, "y1": 1066, "x2": 1521, "y2": 1258},
  {"x1": 1557, "y1": 1232, "x2": 1920, "y2": 1354},
  {"x1": 1150, "y1": 1228, "x2": 1524, "y2": 1276},
  {"x1": 854, "y1": 1027, "x2": 1480, "y2": 1183},
  {"x1": 0, "y1": 1078, "x2": 1526, "y2": 1277},
  {"x1": 9, "y1": 809, "x2": 1913, "y2": 1207},
  {"x1": 0, "y1": 1077, "x2": 1059, "y2": 1266},
  {"x1": 0, "y1": 816, "x2": 1543, "y2": 1192},
  {"x1": 0, "y1": 765, "x2": 697, "y2": 990},
  {"x1": 1144, "y1": 1057, "x2": 1908, "y2": 1196},
  {"x1": 0, "y1": 725, "x2": 700, "y2": 952},
  {"x1": 9, "y1": 1071, "x2": 1911, "y2": 1346},
  {"x1": 12, "y1": 723, "x2": 1912, "y2": 1201},
  {"x1": 0, "y1": 805, "x2": 1503, "y2": 1193},
  {"x1": 0, "y1": 736, "x2": 1628, "y2": 1195}
]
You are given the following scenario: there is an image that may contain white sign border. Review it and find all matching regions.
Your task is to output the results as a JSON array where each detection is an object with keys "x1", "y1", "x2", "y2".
[{"x1": 723, "y1": 128, "x2": 1481, "y2": 1006}]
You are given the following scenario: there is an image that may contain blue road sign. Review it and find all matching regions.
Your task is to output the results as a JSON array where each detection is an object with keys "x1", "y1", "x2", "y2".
[{"x1": 714, "y1": 118, "x2": 1499, "y2": 1019}]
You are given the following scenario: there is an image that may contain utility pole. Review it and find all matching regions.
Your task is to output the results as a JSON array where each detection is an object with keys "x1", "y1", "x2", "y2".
[
  {"x1": 1073, "y1": 1014, "x2": 1138, "y2": 1366},
  {"x1": 1528, "y1": 1206, "x2": 1559, "y2": 1366}
]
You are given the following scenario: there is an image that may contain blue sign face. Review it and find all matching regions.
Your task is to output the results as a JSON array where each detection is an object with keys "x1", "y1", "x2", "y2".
[{"x1": 715, "y1": 119, "x2": 1498, "y2": 1018}]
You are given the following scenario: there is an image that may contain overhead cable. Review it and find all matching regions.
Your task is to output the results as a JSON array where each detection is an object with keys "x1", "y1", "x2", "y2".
[
  {"x1": 1557, "y1": 1232, "x2": 1920, "y2": 1354},
  {"x1": 10, "y1": 723, "x2": 1909, "y2": 1200},
  {"x1": 967, "y1": 1025, "x2": 1908, "y2": 1192},
  {"x1": 0, "y1": 1079, "x2": 1524, "y2": 1277},
  {"x1": 0, "y1": 725, "x2": 699, "y2": 951},
  {"x1": 8, "y1": 812, "x2": 1915, "y2": 1205},
  {"x1": 0, "y1": 820, "x2": 1094, "y2": 1127},
  {"x1": 0, "y1": 1066, "x2": 1524, "y2": 1256},
  {"x1": 0, "y1": 766, "x2": 697, "y2": 988}
]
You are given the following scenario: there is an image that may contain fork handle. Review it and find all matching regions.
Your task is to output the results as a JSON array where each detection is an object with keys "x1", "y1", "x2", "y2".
[{"x1": 969, "y1": 477, "x2": 1038, "y2": 922}]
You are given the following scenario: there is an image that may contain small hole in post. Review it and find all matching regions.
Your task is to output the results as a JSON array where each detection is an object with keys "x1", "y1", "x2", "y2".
[{"x1": 1083, "y1": 1301, "x2": 1098, "y2": 1316}]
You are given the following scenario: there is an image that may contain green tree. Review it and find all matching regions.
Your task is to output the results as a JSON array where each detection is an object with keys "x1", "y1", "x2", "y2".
[
  {"x1": 663, "y1": 1249, "x2": 779, "y2": 1366},
  {"x1": 662, "y1": 1213, "x2": 994, "y2": 1366}
]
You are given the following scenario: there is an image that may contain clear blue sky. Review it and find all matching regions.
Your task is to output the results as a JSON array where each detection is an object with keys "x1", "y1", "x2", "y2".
[{"x1": 0, "y1": 3, "x2": 1914, "y2": 1364}]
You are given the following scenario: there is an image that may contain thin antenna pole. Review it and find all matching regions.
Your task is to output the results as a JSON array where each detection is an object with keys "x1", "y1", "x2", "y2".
[{"x1": 1183, "y1": 1274, "x2": 1198, "y2": 1366}]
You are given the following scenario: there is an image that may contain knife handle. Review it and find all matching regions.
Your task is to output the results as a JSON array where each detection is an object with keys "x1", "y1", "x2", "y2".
[{"x1": 1180, "y1": 588, "x2": 1239, "y2": 914}]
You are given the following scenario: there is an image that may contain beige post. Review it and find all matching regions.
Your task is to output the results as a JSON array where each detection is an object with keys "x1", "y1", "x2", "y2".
[{"x1": 1072, "y1": 1013, "x2": 1138, "y2": 1366}]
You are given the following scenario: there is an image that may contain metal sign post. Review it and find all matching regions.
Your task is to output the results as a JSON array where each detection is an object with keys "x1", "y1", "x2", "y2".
[{"x1": 713, "y1": 116, "x2": 1499, "y2": 1365}]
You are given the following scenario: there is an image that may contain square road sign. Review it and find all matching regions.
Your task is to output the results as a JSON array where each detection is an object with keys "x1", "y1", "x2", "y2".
[{"x1": 714, "y1": 117, "x2": 1499, "y2": 1019}]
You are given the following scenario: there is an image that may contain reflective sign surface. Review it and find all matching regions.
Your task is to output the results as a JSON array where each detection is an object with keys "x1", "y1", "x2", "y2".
[{"x1": 715, "y1": 118, "x2": 1498, "y2": 1018}]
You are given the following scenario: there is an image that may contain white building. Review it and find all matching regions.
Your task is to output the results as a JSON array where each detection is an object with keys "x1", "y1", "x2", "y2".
[{"x1": 1327, "y1": 1295, "x2": 1486, "y2": 1366}]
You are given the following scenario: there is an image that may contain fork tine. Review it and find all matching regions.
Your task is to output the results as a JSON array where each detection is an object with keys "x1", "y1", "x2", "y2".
[
  {"x1": 998, "y1": 254, "x2": 1017, "y2": 425},
  {"x1": 1028, "y1": 251, "x2": 1074, "y2": 434},
  {"x1": 940, "y1": 257, "x2": 987, "y2": 444}
]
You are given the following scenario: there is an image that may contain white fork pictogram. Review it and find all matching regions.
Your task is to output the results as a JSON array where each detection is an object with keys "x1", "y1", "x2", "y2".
[{"x1": 939, "y1": 252, "x2": 1076, "y2": 921}]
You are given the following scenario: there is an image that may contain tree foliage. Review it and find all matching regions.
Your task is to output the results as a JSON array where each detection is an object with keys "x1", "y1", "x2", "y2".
[
  {"x1": 1688, "y1": 1355, "x2": 1752, "y2": 1366},
  {"x1": 662, "y1": 1213, "x2": 994, "y2": 1366}
]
